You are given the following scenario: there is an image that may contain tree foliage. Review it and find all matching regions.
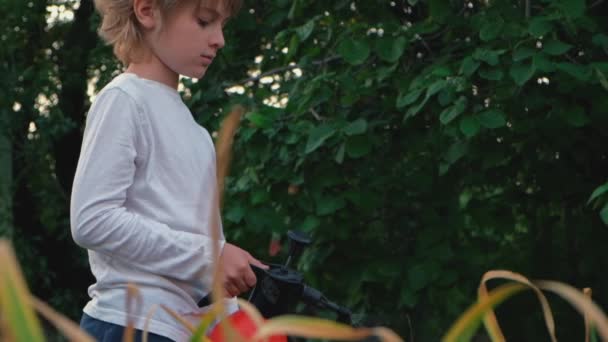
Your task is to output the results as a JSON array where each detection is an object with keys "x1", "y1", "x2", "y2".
[{"x1": 2, "y1": 0, "x2": 608, "y2": 340}]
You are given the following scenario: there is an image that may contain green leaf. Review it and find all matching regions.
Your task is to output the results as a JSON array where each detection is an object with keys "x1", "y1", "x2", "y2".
[
  {"x1": 225, "y1": 203, "x2": 245, "y2": 223},
  {"x1": 300, "y1": 215, "x2": 321, "y2": 232},
  {"x1": 439, "y1": 96, "x2": 467, "y2": 125},
  {"x1": 245, "y1": 111, "x2": 274, "y2": 128},
  {"x1": 533, "y1": 54, "x2": 556, "y2": 72},
  {"x1": 601, "y1": 204, "x2": 608, "y2": 226},
  {"x1": 375, "y1": 36, "x2": 407, "y2": 63},
  {"x1": 473, "y1": 49, "x2": 504, "y2": 66},
  {"x1": 251, "y1": 189, "x2": 270, "y2": 205},
  {"x1": 588, "y1": 182, "x2": 608, "y2": 204},
  {"x1": 529, "y1": 18, "x2": 553, "y2": 37},
  {"x1": 510, "y1": 62, "x2": 536, "y2": 86},
  {"x1": 345, "y1": 135, "x2": 372, "y2": 158},
  {"x1": 343, "y1": 118, "x2": 368, "y2": 135},
  {"x1": 427, "y1": 79, "x2": 448, "y2": 97},
  {"x1": 460, "y1": 57, "x2": 481, "y2": 77},
  {"x1": 543, "y1": 40, "x2": 572, "y2": 56},
  {"x1": 480, "y1": 18, "x2": 504, "y2": 42},
  {"x1": 479, "y1": 68, "x2": 504, "y2": 81},
  {"x1": 441, "y1": 141, "x2": 469, "y2": 175},
  {"x1": 592, "y1": 34, "x2": 608, "y2": 49},
  {"x1": 429, "y1": 0, "x2": 450, "y2": 21},
  {"x1": 560, "y1": 106, "x2": 589, "y2": 127},
  {"x1": 479, "y1": 109, "x2": 507, "y2": 128},
  {"x1": 408, "y1": 264, "x2": 430, "y2": 291},
  {"x1": 513, "y1": 47, "x2": 536, "y2": 62},
  {"x1": 594, "y1": 68, "x2": 608, "y2": 91},
  {"x1": 287, "y1": 0, "x2": 299, "y2": 19},
  {"x1": 335, "y1": 142, "x2": 345, "y2": 164},
  {"x1": 438, "y1": 87, "x2": 456, "y2": 106},
  {"x1": 305, "y1": 124, "x2": 337, "y2": 153},
  {"x1": 460, "y1": 116, "x2": 481, "y2": 138},
  {"x1": 556, "y1": 63, "x2": 591, "y2": 81},
  {"x1": 404, "y1": 80, "x2": 448, "y2": 120},
  {"x1": 557, "y1": 0, "x2": 586, "y2": 18},
  {"x1": 400, "y1": 288, "x2": 418, "y2": 308},
  {"x1": 337, "y1": 38, "x2": 371, "y2": 65},
  {"x1": 286, "y1": 34, "x2": 300, "y2": 60},
  {"x1": 316, "y1": 196, "x2": 346, "y2": 215},
  {"x1": 295, "y1": 19, "x2": 315, "y2": 41},
  {"x1": 397, "y1": 89, "x2": 423, "y2": 109}
]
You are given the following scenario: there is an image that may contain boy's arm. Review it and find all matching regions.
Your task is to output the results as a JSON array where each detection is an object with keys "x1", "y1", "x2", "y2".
[{"x1": 70, "y1": 88, "x2": 219, "y2": 282}]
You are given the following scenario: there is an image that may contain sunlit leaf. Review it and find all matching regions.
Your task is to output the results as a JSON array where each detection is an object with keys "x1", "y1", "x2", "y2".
[
  {"x1": 536, "y1": 280, "x2": 608, "y2": 339},
  {"x1": 254, "y1": 315, "x2": 403, "y2": 342},
  {"x1": 478, "y1": 270, "x2": 557, "y2": 342},
  {"x1": 442, "y1": 283, "x2": 526, "y2": 342}
]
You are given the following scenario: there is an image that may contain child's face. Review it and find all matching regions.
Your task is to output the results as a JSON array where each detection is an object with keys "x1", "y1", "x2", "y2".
[{"x1": 149, "y1": 0, "x2": 230, "y2": 79}]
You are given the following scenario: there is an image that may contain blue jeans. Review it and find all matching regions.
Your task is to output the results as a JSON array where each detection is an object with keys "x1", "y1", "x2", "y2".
[{"x1": 80, "y1": 313, "x2": 175, "y2": 342}]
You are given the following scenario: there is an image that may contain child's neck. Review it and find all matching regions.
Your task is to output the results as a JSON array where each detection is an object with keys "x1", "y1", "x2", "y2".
[{"x1": 125, "y1": 59, "x2": 179, "y2": 90}]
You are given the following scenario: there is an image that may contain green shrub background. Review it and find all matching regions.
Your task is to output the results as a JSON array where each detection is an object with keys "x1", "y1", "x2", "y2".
[{"x1": 2, "y1": 0, "x2": 608, "y2": 340}]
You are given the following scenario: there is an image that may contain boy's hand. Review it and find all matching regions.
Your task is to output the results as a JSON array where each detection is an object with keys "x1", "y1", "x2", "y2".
[{"x1": 219, "y1": 243, "x2": 269, "y2": 297}]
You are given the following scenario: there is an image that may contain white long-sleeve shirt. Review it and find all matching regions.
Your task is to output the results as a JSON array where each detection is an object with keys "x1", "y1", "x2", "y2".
[{"x1": 71, "y1": 73, "x2": 231, "y2": 341}]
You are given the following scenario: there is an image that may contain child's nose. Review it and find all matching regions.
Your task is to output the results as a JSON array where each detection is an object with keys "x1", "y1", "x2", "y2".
[{"x1": 211, "y1": 26, "x2": 225, "y2": 49}]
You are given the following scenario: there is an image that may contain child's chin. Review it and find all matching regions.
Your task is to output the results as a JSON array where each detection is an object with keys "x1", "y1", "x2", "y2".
[{"x1": 181, "y1": 67, "x2": 207, "y2": 80}]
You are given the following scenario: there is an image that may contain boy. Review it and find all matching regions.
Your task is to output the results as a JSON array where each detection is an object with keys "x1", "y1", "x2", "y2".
[{"x1": 70, "y1": 0, "x2": 267, "y2": 341}]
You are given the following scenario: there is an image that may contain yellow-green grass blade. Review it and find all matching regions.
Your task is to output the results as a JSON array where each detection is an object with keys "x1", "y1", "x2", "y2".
[
  {"x1": 142, "y1": 304, "x2": 159, "y2": 342},
  {"x1": 442, "y1": 283, "x2": 526, "y2": 342},
  {"x1": 30, "y1": 296, "x2": 95, "y2": 342},
  {"x1": 193, "y1": 298, "x2": 265, "y2": 342},
  {"x1": 254, "y1": 315, "x2": 403, "y2": 342},
  {"x1": 478, "y1": 270, "x2": 556, "y2": 342},
  {"x1": 161, "y1": 305, "x2": 197, "y2": 333},
  {"x1": 123, "y1": 283, "x2": 142, "y2": 342},
  {"x1": 190, "y1": 305, "x2": 219, "y2": 342},
  {"x1": 0, "y1": 240, "x2": 45, "y2": 342},
  {"x1": 536, "y1": 281, "x2": 608, "y2": 339}
]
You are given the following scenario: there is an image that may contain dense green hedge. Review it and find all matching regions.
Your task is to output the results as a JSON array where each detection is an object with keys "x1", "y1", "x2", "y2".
[{"x1": 2, "y1": 0, "x2": 608, "y2": 340}]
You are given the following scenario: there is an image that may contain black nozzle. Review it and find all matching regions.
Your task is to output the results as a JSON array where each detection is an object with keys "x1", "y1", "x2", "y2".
[{"x1": 284, "y1": 230, "x2": 312, "y2": 269}]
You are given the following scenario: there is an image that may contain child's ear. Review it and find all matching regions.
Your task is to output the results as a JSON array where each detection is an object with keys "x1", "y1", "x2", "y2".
[{"x1": 133, "y1": 0, "x2": 158, "y2": 29}]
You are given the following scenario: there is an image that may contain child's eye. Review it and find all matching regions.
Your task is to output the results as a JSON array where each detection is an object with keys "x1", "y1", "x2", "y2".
[{"x1": 197, "y1": 19, "x2": 210, "y2": 27}]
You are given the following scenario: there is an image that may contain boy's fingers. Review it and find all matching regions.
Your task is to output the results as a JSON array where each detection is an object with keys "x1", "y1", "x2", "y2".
[
  {"x1": 224, "y1": 283, "x2": 238, "y2": 297},
  {"x1": 232, "y1": 277, "x2": 249, "y2": 294},
  {"x1": 244, "y1": 267, "x2": 257, "y2": 287},
  {"x1": 249, "y1": 256, "x2": 269, "y2": 270}
]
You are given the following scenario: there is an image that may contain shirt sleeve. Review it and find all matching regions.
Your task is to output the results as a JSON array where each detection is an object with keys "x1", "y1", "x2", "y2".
[{"x1": 70, "y1": 88, "x2": 223, "y2": 282}]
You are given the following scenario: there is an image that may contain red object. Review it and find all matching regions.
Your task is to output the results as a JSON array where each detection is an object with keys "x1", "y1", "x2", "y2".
[
  {"x1": 207, "y1": 310, "x2": 287, "y2": 342},
  {"x1": 268, "y1": 238, "x2": 282, "y2": 257}
]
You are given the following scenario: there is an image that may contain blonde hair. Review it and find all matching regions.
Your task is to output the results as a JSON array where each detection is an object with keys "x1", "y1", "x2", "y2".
[{"x1": 94, "y1": 0, "x2": 242, "y2": 65}]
